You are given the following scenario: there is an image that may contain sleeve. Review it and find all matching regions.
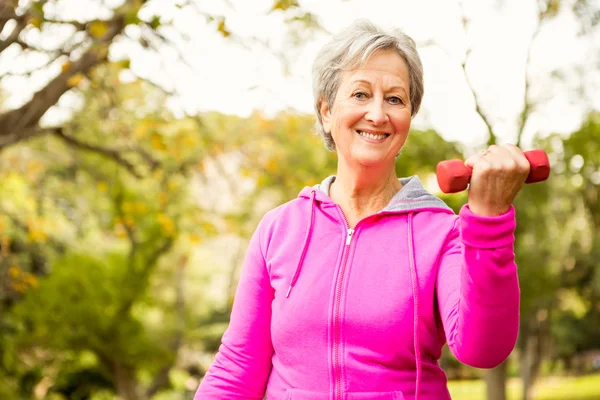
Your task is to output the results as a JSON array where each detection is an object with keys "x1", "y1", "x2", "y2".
[
  {"x1": 435, "y1": 204, "x2": 520, "y2": 369},
  {"x1": 194, "y1": 218, "x2": 274, "y2": 399}
]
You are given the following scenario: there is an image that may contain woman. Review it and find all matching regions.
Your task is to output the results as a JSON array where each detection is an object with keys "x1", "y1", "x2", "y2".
[{"x1": 195, "y1": 20, "x2": 530, "y2": 400}]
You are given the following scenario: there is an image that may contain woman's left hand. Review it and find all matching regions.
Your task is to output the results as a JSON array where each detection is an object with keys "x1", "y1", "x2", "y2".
[{"x1": 464, "y1": 144, "x2": 531, "y2": 216}]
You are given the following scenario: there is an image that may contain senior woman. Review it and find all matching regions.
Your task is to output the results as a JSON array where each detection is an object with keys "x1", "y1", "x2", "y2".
[{"x1": 195, "y1": 20, "x2": 529, "y2": 400}]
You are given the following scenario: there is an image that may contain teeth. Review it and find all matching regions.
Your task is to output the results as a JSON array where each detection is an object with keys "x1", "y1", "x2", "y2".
[{"x1": 358, "y1": 130, "x2": 387, "y2": 140}]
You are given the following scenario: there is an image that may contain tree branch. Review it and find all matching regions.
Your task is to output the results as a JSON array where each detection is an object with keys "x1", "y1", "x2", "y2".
[
  {"x1": 516, "y1": 2, "x2": 549, "y2": 147},
  {"x1": 455, "y1": 0, "x2": 497, "y2": 145},
  {"x1": 49, "y1": 127, "x2": 144, "y2": 178},
  {"x1": 0, "y1": 16, "x2": 26, "y2": 53},
  {"x1": 0, "y1": 3, "x2": 18, "y2": 33},
  {"x1": 0, "y1": 209, "x2": 67, "y2": 254},
  {"x1": 113, "y1": 186, "x2": 139, "y2": 266},
  {"x1": 0, "y1": 15, "x2": 126, "y2": 150}
]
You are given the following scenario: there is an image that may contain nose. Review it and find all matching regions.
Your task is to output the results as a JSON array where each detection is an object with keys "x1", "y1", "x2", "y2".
[{"x1": 365, "y1": 98, "x2": 389, "y2": 126}]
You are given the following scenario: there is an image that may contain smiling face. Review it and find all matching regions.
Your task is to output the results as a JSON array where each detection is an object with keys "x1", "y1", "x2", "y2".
[{"x1": 320, "y1": 49, "x2": 412, "y2": 169}]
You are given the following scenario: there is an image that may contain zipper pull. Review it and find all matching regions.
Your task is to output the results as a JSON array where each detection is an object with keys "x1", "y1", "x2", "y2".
[{"x1": 346, "y1": 228, "x2": 354, "y2": 246}]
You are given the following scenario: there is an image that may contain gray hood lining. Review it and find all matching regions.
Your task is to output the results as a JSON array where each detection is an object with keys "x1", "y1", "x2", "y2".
[{"x1": 313, "y1": 175, "x2": 452, "y2": 213}]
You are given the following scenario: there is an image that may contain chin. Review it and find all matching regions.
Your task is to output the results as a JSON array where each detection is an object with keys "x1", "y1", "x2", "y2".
[{"x1": 351, "y1": 153, "x2": 394, "y2": 169}]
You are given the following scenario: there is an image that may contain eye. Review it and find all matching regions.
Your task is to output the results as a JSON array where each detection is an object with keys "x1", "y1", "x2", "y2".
[
  {"x1": 388, "y1": 96, "x2": 404, "y2": 105},
  {"x1": 353, "y1": 92, "x2": 368, "y2": 100}
]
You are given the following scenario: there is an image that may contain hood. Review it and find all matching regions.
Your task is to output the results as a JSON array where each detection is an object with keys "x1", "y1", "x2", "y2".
[
  {"x1": 295, "y1": 175, "x2": 452, "y2": 400},
  {"x1": 298, "y1": 175, "x2": 452, "y2": 213}
]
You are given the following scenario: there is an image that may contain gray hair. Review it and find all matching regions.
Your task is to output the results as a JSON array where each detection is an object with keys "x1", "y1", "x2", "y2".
[{"x1": 312, "y1": 20, "x2": 424, "y2": 151}]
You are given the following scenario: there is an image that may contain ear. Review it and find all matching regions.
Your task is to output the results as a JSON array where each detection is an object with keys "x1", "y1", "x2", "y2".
[{"x1": 319, "y1": 98, "x2": 332, "y2": 134}]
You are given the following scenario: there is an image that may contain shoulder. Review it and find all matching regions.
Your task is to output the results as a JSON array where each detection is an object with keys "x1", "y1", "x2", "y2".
[
  {"x1": 253, "y1": 196, "x2": 310, "y2": 248},
  {"x1": 410, "y1": 209, "x2": 460, "y2": 244}
]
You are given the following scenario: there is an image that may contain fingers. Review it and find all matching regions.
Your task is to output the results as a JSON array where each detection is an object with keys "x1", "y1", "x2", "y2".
[
  {"x1": 504, "y1": 144, "x2": 531, "y2": 176},
  {"x1": 465, "y1": 145, "x2": 529, "y2": 176}
]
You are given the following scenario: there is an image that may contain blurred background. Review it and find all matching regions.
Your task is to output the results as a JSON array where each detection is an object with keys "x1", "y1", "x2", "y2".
[{"x1": 0, "y1": 0, "x2": 599, "y2": 399}]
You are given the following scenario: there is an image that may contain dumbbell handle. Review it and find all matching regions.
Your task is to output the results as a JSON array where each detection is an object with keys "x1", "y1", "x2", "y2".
[{"x1": 436, "y1": 149, "x2": 551, "y2": 194}]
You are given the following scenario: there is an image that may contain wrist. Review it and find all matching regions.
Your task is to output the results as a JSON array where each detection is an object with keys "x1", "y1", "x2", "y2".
[{"x1": 468, "y1": 202, "x2": 511, "y2": 217}]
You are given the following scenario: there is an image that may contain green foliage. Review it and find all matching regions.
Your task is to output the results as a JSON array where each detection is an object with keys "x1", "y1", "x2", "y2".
[{"x1": 448, "y1": 373, "x2": 600, "y2": 400}]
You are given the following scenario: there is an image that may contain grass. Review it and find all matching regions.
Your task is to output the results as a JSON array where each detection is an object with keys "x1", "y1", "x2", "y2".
[{"x1": 448, "y1": 373, "x2": 600, "y2": 400}]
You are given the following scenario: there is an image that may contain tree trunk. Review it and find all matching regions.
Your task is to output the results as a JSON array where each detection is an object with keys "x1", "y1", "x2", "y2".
[
  {"x1": 114, "y1": 362, "x2": 145, "y2": 400},
  {"x1": 484, "y1": 360, "x2": 508, "y2": 400},
  {"x1": 520, "y1": 337, "x2": 534, "y2": 400},
  {"x1": 520, "y1": 308, "x2": 550, "y2": 400}
]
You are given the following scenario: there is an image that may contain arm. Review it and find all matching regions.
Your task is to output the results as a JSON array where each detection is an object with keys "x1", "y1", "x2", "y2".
[
  {"x1": 435, "y1": 204, "x2": 520, "y2": 368},
  {"x1": 195, "y1": 219, "x2": 274, "y2": 399}
]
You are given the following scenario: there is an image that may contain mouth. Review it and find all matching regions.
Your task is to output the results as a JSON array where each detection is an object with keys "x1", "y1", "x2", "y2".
[{"x1": 356, "y1": 130, "x2": 390, "y2": 141}]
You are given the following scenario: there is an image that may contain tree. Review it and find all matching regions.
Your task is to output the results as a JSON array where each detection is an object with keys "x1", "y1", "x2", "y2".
[
  {"x1": 433, "y1": 1, "x2": 600, "y2": 399},
  {"x1": 0, "y1": 0, "x2": 318, "y2": 153},
  {"x1": 0, "y1": 62, "x2": 221, "y2": 399}
]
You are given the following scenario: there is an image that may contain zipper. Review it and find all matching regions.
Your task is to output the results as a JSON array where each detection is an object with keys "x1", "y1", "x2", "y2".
[{"x1": 333, "y1": 207, "x2": 354, "y2": 400}]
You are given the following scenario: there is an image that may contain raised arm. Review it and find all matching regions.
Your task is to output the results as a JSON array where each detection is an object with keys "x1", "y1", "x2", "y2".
[
  {"x1": 436, "y1": 205, "x2": 520, "y2": 368},
  {"x1": 195, "y1": 220, "x2": 274, "y2": 399}
]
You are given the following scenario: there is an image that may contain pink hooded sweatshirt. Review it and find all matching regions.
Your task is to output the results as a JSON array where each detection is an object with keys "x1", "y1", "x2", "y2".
[{"x1": 195, "y1": 175, "x2": 520, "y2": 400}]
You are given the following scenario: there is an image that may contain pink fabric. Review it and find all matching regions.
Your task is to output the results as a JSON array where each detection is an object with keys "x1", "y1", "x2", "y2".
[{"x1": 195, "y1": 184, "x2": 520, "y2": 400}]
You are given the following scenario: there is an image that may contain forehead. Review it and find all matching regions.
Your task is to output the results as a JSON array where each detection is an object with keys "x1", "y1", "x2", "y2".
[{"x1": 342, "y1": 50, "x2": 410, "y2": 89}]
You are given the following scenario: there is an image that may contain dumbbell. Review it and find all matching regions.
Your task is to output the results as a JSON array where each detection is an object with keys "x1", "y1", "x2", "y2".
[{"x1": 436, "y1": 149, "x2": 551, "y2": 194}]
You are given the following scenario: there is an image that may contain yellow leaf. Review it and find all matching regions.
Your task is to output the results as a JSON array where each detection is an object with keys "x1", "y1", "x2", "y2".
[
  {"x1": 265, "y1": 157, "x2": 278, "y2": 173},
  {"x1": 89, "y1": 21, "x2": 109, "y2": 39},
  {"x1": 8, "y1": 267, "x2": 20, "y2": 278},
  {"x1": 133, "y1": 203, "x2": 147, "y2": 214},
  {"x1": 29, "y1": 17, "x2": 42, "y2": 29},
  {"x1": 121, "y1": 202, "x2": 133, "y2": 213},
  {"x1": 157, "y1": 213, "x2": 175, "y2": 236},
  {"x1": 150, "y1": 133, "x2": 167, "y2": 151},
  {"x1": 124, "y1": 216, "x2": 135, "y2": 228},
  {"x1": 217, "y1": 18, "x2": 231, "y2": 38},
  {"x1": 271, "y1": 0, "x2": 299, "y2": 12},
  {"x1": 158, "y1": 192, "x2": 168, "y2": 206},
  {"x1": 167, "y1": 180, "x2": 180, "y2": 193},
  {"x1": 28, "y1": 229, "x2": 47, "y2": 243},
  {"x1": 114, "y1": 224, "x2": 127, "y2": 238},
  {"x1": 67, "y1": 73, "x2": 84, "y2": 87},
  {"x1": 97, "y1": 182, "x2": 108, "y2": 192},
  {"x1": 189, "y1": 234, "x2": 202, "y2": 244}
]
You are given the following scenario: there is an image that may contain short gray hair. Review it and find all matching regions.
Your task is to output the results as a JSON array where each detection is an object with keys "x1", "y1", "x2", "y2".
[{"x1": 312, "y1": 20, "x2": 424, "y2": 151}]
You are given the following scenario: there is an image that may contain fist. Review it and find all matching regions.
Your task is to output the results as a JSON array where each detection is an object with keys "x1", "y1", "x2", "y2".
[{"x1": 464, "y1": 144, "x2": 530, "y2": 216}]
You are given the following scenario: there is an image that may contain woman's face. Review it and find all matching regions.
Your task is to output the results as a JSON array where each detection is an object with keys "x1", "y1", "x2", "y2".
[{"x1": 320, "y1": 49, "x2": 412, "y2": 168}]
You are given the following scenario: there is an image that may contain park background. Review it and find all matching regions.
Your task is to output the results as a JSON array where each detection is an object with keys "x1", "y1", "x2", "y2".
[{"x1": 0, "y1": 0, "x2": 599, "y2": 399}]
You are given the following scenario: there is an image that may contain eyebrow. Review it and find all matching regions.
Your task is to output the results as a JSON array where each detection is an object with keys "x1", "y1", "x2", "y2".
[{"x1": 350, "y1": 79, "x2": 408, "y2": 96}]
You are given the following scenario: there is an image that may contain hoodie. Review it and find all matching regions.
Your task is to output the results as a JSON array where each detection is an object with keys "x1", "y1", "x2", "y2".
[{"x1": 195, "y1": 175, "x2": 520, "y2": 400}]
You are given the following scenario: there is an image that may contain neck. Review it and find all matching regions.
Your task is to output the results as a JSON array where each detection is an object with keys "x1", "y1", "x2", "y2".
[{"x1": 330, "y1": 158, "x2": 402, "y2": 221}]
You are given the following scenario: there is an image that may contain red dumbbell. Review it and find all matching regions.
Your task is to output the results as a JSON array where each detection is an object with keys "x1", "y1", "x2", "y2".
[{"x1": 436, "y1": 149, "x2": 551, "y2": 194}]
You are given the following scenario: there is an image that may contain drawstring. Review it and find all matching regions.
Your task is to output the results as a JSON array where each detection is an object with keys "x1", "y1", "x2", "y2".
[
  {"x1": 407, "y1": 213, "x2": 422, "y2": 400},
  {"x1": 286, "y1": 189, "x2": 317, "y2": 297},
  {"x1": 285, "y1": 194, "x2": 422, "y2": 398}
]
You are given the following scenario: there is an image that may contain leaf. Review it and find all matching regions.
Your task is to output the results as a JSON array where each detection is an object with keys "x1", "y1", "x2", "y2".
[
  {"x1": 66, "y1": 73, "x2": 84, "y2": 88},
  {"x1": 124, "y1": 11, "x2": 141, "y2": 26},
  {"x1": 118, "y1": 59, "x2": 131, "y2": 70},
  {"x1": 150, "y1": 16, "x2": 161, "y2": 30},
  {"x1": 188, "y1": 234, "x2": 202, "y2": 244},
  {"x1": 29, "y1": 17, "x2": 42, "y2": 29},
  {"x1": 270, "y1": 0, "x2": 300, "y2": 12},
  {"x1": 89, "y1": 21, "x2": 109, "y2": 39},
  {"x1": 216, "y1": 18, "x2": 230, "y2": 38},
  {"x1": 97, "y1": 182, "x2": 108, "y2": 192},
  {"x1": 150, "y1": 133, "x2": 167, "y2": 150},
  {"x1": 32, "y1": 1, "x2": 45, "y2": 16}
]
